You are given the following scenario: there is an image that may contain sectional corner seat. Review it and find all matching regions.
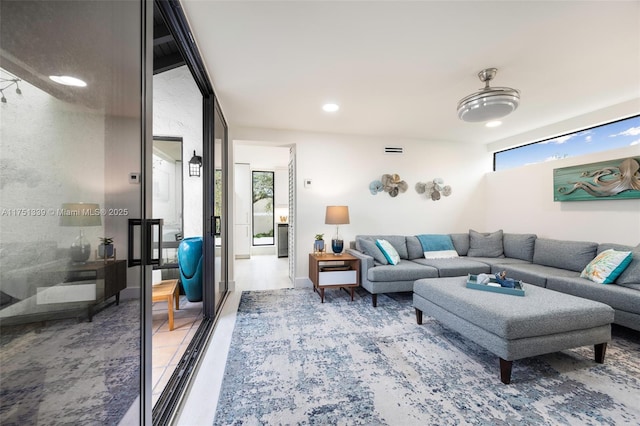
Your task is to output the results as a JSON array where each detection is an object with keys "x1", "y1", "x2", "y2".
[{"x1": 346, "y1": 233, "x2": 640, "y2": 332}]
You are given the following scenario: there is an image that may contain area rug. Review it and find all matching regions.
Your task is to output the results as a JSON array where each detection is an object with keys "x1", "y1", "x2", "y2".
[
  {"x1": 214, "y1": 288, "x2": 640, "y2": 425},
  {"x1": 0, "y1": 300, "x2": 140, "y2": 426}
]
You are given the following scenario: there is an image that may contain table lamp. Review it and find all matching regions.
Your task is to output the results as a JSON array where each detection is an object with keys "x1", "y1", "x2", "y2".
[
  {"x1": 325, "y1": 206, "x2": 349, "y2": 255},
  {"x1": 60, "y1": 202, "x2": 102, "y2": 263}
]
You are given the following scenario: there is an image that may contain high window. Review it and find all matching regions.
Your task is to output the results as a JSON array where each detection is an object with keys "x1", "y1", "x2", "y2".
[{"x1": 494, "y1": 115, "x2": 640, "y2": 171}]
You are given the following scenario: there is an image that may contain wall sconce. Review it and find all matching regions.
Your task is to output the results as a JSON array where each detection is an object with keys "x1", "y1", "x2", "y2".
[{"x1": 189, "y1": 150, "x2": 202, "y2": 177}]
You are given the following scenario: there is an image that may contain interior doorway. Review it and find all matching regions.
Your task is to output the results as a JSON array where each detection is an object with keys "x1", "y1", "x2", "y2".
[{"x1": 233, "y1": 143, "x2": 294, "y2": 289}]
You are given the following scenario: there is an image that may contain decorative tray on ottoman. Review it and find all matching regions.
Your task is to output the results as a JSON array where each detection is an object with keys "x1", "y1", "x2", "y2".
[{"x1": 466, "y1": 274, "x2": 525, "y2": 297}]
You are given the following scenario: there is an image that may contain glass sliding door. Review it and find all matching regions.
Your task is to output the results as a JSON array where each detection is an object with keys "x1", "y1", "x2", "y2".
[
  {"x1": 0, "y1": 0, "x2": 149, "y2": 424},
  {"x1": 252, "y1": 171, "x2": 275, "y2": 246},
  {"x1": 213, "y1": 99, "x2": 228, "y2": 311}
]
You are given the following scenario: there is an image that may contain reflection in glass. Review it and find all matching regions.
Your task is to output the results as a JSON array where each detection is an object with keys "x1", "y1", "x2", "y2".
[
  {"x1": 153, "y1": 137, "x2": 183, "y2": 266},
  {"x1": 0, "y1": 1, "x2": 143, "y2": 423}
]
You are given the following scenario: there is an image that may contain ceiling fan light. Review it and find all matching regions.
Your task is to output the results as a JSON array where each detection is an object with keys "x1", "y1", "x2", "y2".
[{"x1": 457, "y1": 68, "x2": 520, "y2": 123}]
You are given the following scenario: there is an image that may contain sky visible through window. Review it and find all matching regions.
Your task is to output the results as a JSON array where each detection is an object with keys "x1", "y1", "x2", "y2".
[{"x1": 494, "y1": 115, "x2": 640, "y2": 171}]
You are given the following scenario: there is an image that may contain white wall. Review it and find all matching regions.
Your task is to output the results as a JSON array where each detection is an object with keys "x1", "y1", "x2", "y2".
[
  {"x1": 153, "y1": 66, "x2": 203, "y2": 238},
  {"x1": 233, "y1": 118, "x2": 640, "y2": 286},
  {"x1": 232, "y1": 128, "x2": 491, "y2": 285},
  {"x1": 485, "y1": 145, "x2": 640, "y2": 245},
  {"x1": 0, "y1": 70, "x2": 143, "y2": 294},
  {"x1": 0, "y1": 74, "x2": 105, "y2": 247}
]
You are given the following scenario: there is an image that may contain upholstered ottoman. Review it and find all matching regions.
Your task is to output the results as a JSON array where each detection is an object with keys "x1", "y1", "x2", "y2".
[{"x1": 413, "y1": 276, "x2": 614, "y2": 384}]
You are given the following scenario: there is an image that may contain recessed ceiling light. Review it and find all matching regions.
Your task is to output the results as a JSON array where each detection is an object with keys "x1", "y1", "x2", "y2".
[
  {"x1": 49, "y1": 75, "x2": 87, "y2": 87},
  {"x1": 322, "y1": 103, "x2": 339, "y2": 112},
  {"x1": 485, "y1": 120, "x2": 502, "y2": 128}
]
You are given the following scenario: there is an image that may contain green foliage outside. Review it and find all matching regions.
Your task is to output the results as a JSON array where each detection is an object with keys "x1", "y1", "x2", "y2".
[
  {"x1": 252, "y1": 171, "x2": 274, "y2": 212},
  {"x1": 253, "y1": 230, "x2": 274, "y2": 238}
]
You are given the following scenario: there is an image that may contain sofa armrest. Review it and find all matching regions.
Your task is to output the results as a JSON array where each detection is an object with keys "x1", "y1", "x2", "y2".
[{"x1": 346, "y1": 248, "x2": 373, "y2": 286}]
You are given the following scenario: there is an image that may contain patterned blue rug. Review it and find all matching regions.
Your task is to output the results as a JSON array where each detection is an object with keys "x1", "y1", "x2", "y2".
[
  {"x1": 215, "y1": 288, "x2": 640, "y2": 425},
  {"x1": 0, "y1": 300, "x2": 140, "y2": 425}
]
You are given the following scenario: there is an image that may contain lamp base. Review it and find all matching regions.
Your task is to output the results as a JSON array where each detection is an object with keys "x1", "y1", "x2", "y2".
[
  {"x1": 331, "y1": 238, "x2": 344, "y2": 255},
  {"x1": 69, "y1": 231, "x2": 91, "y2": 263}
]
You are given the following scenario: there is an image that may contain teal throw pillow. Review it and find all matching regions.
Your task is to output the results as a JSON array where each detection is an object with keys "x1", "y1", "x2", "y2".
[
  {"x1": 580, "y1": 249, "x2": 633, "y2": 284},
  {"x1": 376, "y1": 239, "x2": 400, "y2": 265},
  {"x1": 416, "y1": 234, "x2": 459, "y2": 259}
]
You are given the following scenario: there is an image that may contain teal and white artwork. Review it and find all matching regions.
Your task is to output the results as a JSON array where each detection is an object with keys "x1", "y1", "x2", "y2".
[{"x1": 554, "y1": 157, "x2": 640, "y2": 201}]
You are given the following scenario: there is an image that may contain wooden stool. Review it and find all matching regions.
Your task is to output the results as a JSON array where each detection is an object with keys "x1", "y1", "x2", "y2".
[{"x1": 152, "y1": 279, "x2": 180, "y2": 331}]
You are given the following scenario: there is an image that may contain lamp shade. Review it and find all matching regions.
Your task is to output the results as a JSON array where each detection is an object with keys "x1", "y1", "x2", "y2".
[
  {"x1": 325, "y1": 206, "x2": 350, "y2": 225},
  {"x1": 59, "y1": 203, "x2": 102, "y2": 227}
]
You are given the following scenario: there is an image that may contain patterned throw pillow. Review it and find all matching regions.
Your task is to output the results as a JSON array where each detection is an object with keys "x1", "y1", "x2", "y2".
[
  {"x1": 580, "y1": 249, "x2": 633, "y2": 284},
  {"x1": 359, "y1": 239, "x2": 388, "y2": 265},
  {"x1": 376, "y1": 239, "x2": 401, "y2": 265}
]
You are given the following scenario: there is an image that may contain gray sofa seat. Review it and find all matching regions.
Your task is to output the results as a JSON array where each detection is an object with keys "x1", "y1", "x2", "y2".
[
  {"x1": 412, "y1": 257, "x2": 490, "y2": 277},
  {"x1": 468, "y1": 257, "x2": 531, "y2": 268},
  {"x1": 546, "y1": 277, "x2": 640, "y2": 318},
  {"x1": 492, "y1": 263, "x2": 581, "y2": 288},
  {"x1": 367, "y1": 261, "x2": 438, "y2": 282}
]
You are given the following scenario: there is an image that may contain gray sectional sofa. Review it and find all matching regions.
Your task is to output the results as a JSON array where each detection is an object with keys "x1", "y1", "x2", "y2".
[{"x1": 346, "y1": 232, "x2": 640, "y2": 331}]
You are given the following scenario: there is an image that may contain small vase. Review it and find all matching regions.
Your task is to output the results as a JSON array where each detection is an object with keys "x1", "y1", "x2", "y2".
[
  {"x1": 314, "y1": 240, "x2": 325, "y2": 253},
  {"x1": 99, "y1": 244, "x2": 114, "y2": 259}
]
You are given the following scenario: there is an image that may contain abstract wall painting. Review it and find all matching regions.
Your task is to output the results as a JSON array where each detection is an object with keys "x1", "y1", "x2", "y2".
[{"x1": 553, "y1": 157, "x2": 640, "y2": 201}]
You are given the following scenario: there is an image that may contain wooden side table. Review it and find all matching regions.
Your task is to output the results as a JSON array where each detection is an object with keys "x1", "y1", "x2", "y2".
[
  {"x1": 308, "y1": 253, "x2": 360, "y2": 303},
  {"x1": 152, "y1": 279, "x2": 180, "y2": 330}
]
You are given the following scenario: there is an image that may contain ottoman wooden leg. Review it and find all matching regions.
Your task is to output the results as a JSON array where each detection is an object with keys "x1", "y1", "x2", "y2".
[
  {"x1": 415, "y1": 308, "x2": 423, "y2": 325},
  {"x1": 500, "y1": 358, "x2": 512, "y2": 384},
  {"x1": 595, "y1": 342, "x2": 607, "y2": 363}
]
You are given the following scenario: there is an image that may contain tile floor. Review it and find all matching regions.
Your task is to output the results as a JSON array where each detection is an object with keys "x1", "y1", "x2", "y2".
[
  {"x1": 174, "y1": 254, "x2": 294, "y2": 424},
  {"x1": 151, "y1": 292, "x2": 203, "y2": 405}
]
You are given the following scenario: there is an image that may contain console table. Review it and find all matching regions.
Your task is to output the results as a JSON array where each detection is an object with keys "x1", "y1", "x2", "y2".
[
  {"x1": 308, "y1": 253, "x2": 360, "y2": 303},
  {"x1": 64, "y1": 260, "x2": 127, "y2": 321}
]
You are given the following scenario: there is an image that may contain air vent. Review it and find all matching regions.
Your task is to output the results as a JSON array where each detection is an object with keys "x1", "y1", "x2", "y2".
[{"x1": 384, "y1": 146, "x2": 404, "y2": 154}]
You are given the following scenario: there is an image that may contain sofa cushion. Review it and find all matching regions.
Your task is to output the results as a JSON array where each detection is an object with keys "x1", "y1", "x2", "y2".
[
  {"x1": 547, "y1": 276, "x2": 640, "y2": 315},
  {"x1": 450, "y1": 233, "x2": 469, "y2": 256},
  {"x1": 503, "y1": 233, "x2": 537, "y2": 262},
  {"x1": 359, "y1": 239, "x2": 388, "y2": 265},
  {"x1": 416, "y1": 234, "x2": 458, "y2": 259},
  {"x1": 533, "y1": 238, "x2": 597, "y2": 272},
  {"x1": 467, "y1": 229, "x2": 504, "y2": 258},
  {"x1": 412, "y1": 257, "x2": 490, "y2": 277},
  {"x1": 580, "y1": 249, "x2": 633, "y2": 284},
  {"x1": 368, "y1": 261, "x2": 438, "y2": 282},
  {"x1": 406, "y1": 236, "x2": 424, "y2": 260},
  {"x1": 356, "y1": 235, "x2": 408, "y2": 259},
  {"x1": 598, "y1": 243, "x2": 640, "y2": 285},
  {"x1": 376, "y1": 239, "x2": 400, "y2": 265},
  {"x1": 493, "y1": 263, "x2": 580, "y2": 287}
]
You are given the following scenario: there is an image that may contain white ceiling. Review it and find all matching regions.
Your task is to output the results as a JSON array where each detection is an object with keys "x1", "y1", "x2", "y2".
[{"x1": 181, "y1": 1, "x2": 640, "y2": 146}]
